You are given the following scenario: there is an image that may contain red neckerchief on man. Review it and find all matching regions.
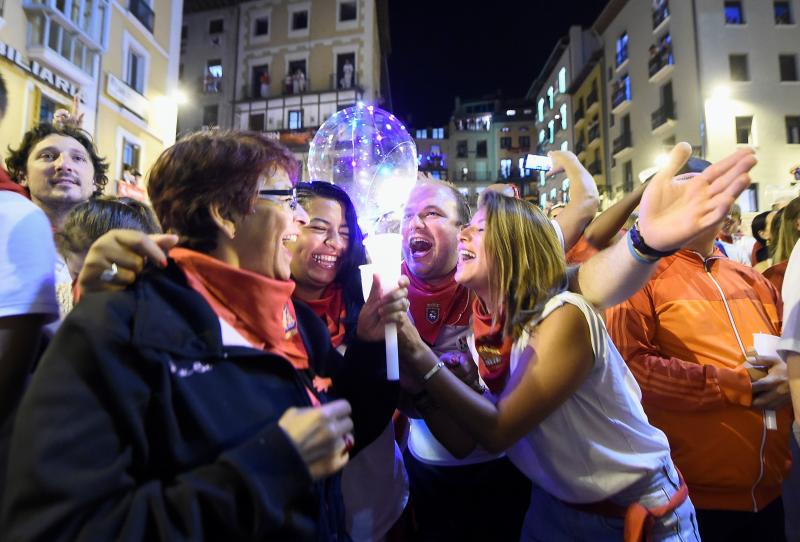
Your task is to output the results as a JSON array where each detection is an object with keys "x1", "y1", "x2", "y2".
[
  {"x1": 301, "y1": 283, "x2": 346, "y2": 349},
  {"x1": 401, "y1": 261, "x2": 472, "y2": 346},
  {"x1": 0, "y1": 168, "x2": 30, "y2": 198},
  {"x1": 471, "y1": 297, "x2": 512, "y2": 395}
]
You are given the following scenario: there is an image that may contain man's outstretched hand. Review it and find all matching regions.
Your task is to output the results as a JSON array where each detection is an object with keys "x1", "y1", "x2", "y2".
[{"x1": 638, "y1": 142, "x2": 756, "y2": 252}]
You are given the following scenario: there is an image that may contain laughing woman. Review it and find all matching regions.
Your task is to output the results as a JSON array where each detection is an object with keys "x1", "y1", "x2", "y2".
[
  {"x1": 289, "y1": 181, "x2": 408, "y2": 542},
  {"x1": 399, "y1": 191, "x2": 699, "y2": 541},
  {"x1": 1, "y1": 131, "x2": 408, "y2": 542}
]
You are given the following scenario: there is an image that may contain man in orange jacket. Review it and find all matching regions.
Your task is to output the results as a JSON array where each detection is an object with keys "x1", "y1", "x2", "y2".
[{"x1": 607, "y1": 165, "x2": 792, "y2": 541}]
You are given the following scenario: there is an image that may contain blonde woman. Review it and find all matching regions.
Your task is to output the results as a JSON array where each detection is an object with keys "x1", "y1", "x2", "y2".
[{"x1": 399, "y1": 191, "x2": 699, "y2": 541}]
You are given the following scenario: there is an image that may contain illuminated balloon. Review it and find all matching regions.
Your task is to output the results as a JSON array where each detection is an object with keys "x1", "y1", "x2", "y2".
[{"x1": 307, "y1": 103, "x2": 418, "y2": 234}]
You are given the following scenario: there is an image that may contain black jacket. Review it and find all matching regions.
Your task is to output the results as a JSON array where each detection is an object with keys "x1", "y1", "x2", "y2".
[{"x1": 0, "y1": 262, "x2": 397, "y2": 541}]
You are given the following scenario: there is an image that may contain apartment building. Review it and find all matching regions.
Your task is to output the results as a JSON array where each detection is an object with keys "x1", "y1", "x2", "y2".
[
  {"x1": 596, "y1": 0, "x2": 800, "y2": 210},
  {"x1": 0, "y1": 0, "x2": 183, "y2": 197},
  {"x1": 178, "y1": 0, "x2": 390, "y2": 175}
]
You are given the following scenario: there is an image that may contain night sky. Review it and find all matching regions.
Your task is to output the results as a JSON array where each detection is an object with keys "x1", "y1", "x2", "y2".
[{"x1": 388, "y1": 0, "x2": 608, "y2": 128}]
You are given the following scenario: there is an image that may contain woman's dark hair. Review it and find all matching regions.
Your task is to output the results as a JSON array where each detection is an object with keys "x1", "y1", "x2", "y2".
[
  {"x1": 56, "y1": 197, "x2": 162, "y2": 256},
  {"x1": 147, "y1": 130, "x2": 299, "y2": 253},
  {"x1": 297, "y1": 181, "x2": 367, "y2": 343},
  {"x1": 751, "y1": 210, "x2": 771, "y2": 263},
  {"x1": 5, "y1": 123, "x2": 108, "y2": 195}
]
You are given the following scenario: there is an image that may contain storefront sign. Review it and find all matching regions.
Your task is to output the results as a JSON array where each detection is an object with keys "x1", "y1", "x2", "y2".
[
  {"x1": 106, "y1": 73, "x2": 149, "y2": 119},
  {"x1": 0, "y1": 40, "x2": 83, "y2": 99}
]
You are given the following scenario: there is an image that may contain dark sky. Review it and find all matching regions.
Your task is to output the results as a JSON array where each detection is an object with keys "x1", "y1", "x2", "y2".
[{"x1": 387, "y1": 0, "x2": 608, "y2": 128}]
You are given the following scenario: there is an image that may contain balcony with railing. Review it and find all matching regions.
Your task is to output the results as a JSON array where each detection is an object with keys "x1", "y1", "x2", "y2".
[
  {"x1": 575, "y1": 138, "x2": 586, "y2": 156},
  {"x1": 648, "y1": 42, "x2": 674, "y2": 83},
  {"x1": 586, "y1": 87, "x2": 599, "y2": 114},
  {"x1": 129, "y1": 0, "x2": 155, "y2": 33},
  {"x1": 652, "y1": 1, "x2": 670, "y2": 32},
  {"x1": 651, "y1": 102, "x2": 676, "y2": 134},
  {"x1": 611, "y1": 79, "x2": 632, "y2": 115},
  {"x1": 612, "y1": 132, "x2": 633, "y2": 159},
  {"x1": 588, "y1": 121, "x2": 601, "y2": 146},
  {"x1": 574, "y1": 104, "x2": 585, "y2": 127},
  {"x1": 202, "y1": 75, "x2": 222, "y2": 94}
]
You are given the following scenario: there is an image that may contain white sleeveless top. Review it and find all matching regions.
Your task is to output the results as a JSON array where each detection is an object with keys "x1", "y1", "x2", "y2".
[{"x1": 497, "y1": 291, "x2": 671, "y2": 503}]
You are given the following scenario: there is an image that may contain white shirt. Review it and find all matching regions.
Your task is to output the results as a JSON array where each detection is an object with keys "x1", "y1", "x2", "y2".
[
  {"x1": 0, "y1": 192, "x2": 58, "y2": 322},
  {"x1": 778, "y1": 240, "x2": 800, "y2": 360},
  {"x1": 498, "y1": 291, "x2": 671, "y2": 503},
  {"x1": 407, "y1": 319, "x2": 504, "y2": 466}
]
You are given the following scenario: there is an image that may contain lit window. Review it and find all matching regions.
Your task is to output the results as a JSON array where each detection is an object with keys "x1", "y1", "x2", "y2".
[
  {"x1": 537, "y1": 98, "x2": 545, "y2": 122},
  {"x1": 547, "y1": 87, "x2": 554, "y2": 109},
  {"x1": 548, "y1": 120, "x2": 554, "y2": 143},
  {"x1": 506, "y1": 109, "x2": 516, "y2": 116},
  {"x1": 126, "y1": 49, "x2": 145, "y2": 93},
  {"x1": 289, "y1": 110, "x2": 303, "y2": 130},
  {"x1": 539, "y1": 170, "x2": 547, "y2": 187},
  {"x1": 432, "y1": 128, "x2": 444, "y2": 139},
  {"x1": 724, "y1": 1, "x2": 745, "y2": 24},
  {"x1": 416, "y1": 129, "x2": 428, "y2": 139},
  {"x1": 560, "y1": 103, "x2": 567, "y2": 130},
  {"x1": 550, "y1": 187, "x2": 557, "y2": 201},
  {"x1": 616, "y1": 32, "x2": 629, "y2": 66},
  {"x1": 540, "y1": 193, "x2": 547, "y2": 207},
  {"x1": 561, "y1": 140, "x2": 568, "y2": 151},
  {"x1": 775, "y1": 1, "x2": 793, "y2": 24},
  {"x1": 539, "y1": 129, "x2": 546, "y2": 143},
  {"x1": 558, "y1": 67, "x2": 567, "y2": 93},
  {"x1": 500, "y1": 159, "x2": 512, "y2": 178}
]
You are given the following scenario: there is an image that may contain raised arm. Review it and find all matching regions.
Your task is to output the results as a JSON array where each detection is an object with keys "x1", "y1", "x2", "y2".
[
  {"x1": 549, "y1": 150, "x2": 600, "y2": 251},
  {"x1": 582, "y1": 180, "x2": 647, "y2": 250},
  {"x1": 571, "y1": 143, "x2": 755, "y2": 308}
]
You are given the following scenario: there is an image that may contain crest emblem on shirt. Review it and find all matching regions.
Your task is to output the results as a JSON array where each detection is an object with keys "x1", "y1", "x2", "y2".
[
  {"x1": 426, "y1": 303, "x2": 440, "y2": 323},
  {"x1": 283, "y1": 304, "x2": 297, "y2": 338},
  {"x1": 457, "y1": 335, "x2": 469, "y2": 352},
  {"x1": 477, "y1": 345, "x2": 503, "y2": 370}
]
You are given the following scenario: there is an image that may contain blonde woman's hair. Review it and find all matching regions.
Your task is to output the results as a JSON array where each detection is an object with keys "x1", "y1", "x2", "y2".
[
  {"x1": 482, "y1": 191, "x2": 568, "y2": 340},
  {"x1": 773, "y1": 196, "x2": 800, "y2": 264}
]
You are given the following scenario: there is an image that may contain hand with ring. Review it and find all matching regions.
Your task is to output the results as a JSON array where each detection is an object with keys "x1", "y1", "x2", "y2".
[{"x1": 99, "y1": 262, "x2": 119, "y2": 283}]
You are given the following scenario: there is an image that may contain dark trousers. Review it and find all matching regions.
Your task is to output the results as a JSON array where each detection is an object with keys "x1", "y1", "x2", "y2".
[
  {"x1": 696, "y1": 497, "x2": 786, "y2": 542},
  {"x1": 404, "y1": 450, "x2": 531, "y2": 542}
]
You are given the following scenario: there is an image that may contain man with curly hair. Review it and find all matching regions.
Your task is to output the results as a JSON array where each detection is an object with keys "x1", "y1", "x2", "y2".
[{"x1": 5, "y1": 121, "x2": 109, "y2": 317}]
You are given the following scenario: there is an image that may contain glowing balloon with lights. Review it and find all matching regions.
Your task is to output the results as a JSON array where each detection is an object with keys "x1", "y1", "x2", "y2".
[{"x1": 308, "y1": 104, "x2": 418, "y2": 381}]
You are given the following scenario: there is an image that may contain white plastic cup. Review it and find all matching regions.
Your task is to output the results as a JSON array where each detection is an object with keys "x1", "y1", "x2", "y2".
[{"x1": 753, "y1": 333, "x2": 780, "y2": 361}]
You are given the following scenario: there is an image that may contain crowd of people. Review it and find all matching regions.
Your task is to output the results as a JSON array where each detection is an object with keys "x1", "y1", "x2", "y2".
[{"x1": 0, "y1": 69, "x2": 798, "y2": 542}]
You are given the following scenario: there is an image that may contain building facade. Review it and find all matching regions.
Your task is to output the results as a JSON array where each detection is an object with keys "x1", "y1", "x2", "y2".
[
  {"x1": 178, "y1": 0, "x2": 390, "y2": 176},
  {"x1": 414, "y1": 125, "x2": 448, "y2": 181},
  {"x1": 0, "y1": 0, "x2": 183, "y2": 197},
  {"x1": 569, "y1": 56, "x2": 611, "y2": 207},
  {"x1": 595, "y1": 0, "x2": 800, "y2": 211},
  {"x1": 526, "y1": 25, "x2": 600, "y2": 209}
]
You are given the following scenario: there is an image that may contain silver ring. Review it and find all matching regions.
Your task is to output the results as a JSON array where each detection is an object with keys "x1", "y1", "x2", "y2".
[{"x1": 99, "y1": 262, "x2": 119, "y2": 283}]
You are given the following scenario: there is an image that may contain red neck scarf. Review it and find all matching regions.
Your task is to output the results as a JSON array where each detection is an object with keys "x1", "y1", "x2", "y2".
[
  {"x1": 402, "y1": 261, "x2": 472, "y2": 345},
  {"x1": 0, "y1": 168, "x2": 30, "y2": 198},
  {"x1": 300, "y1": 284, "x2": 346, "y2": 349},
  {"x1": 471, "y1": 297, "x2": 513, "y2": 394},
  {"x1": 170, "y1": 247, "x2": 309, "y2": 370}
]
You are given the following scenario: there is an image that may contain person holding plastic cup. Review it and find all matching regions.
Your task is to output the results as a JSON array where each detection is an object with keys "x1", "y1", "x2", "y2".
[{"x1": 1, "y1": 131, "x2": 408, "y2": 541}]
